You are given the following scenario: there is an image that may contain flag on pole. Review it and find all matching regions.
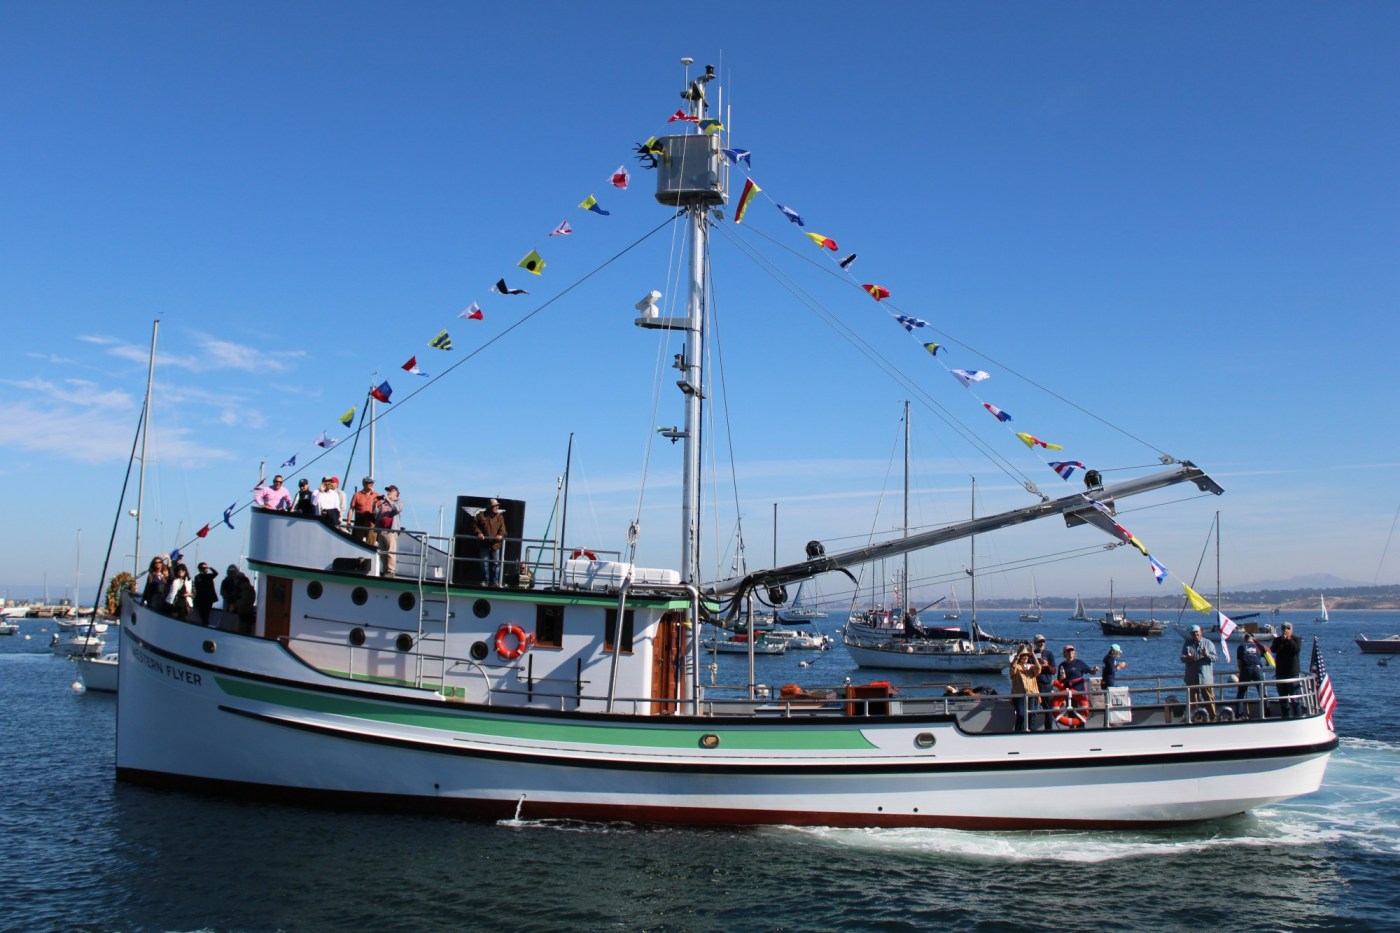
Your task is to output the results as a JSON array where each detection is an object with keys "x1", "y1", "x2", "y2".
[
  {"x1": 1183, "y1": 584, "x2": 1213, "y2": 614},
  {"x1": 952, "y1": 369, "x2": 990, "y2": 387},
  {"x1": 699, "y1": 118, "x2": 723, "y2": 135},
  {"x1": 721, "y1": 148, "x2": 751, "y2": 167},
  {"x1": 1050, "y1": 460, "x2": 1085, "y2": 480},
  {"x1": 223, "y1": 503, "x2": 236, "y2": 530},
  {"x1": 776, "y1": 204, "x2": 804, "y2": 226},
  {"x1": 459, "y1": 301, "x2": 483, "y2": 320},
  {"x1": 1311, "y1": 637, "x2": 1336, "y2": 728},
  {"x1": 611, "y1": 165, "x2": 629, "y2": 189},
  {"x1": 429, "y1": 330, "x2": 453, "y2": 350},
  {"x1": 492, "y1": 279, "x2": 528, "y2": 295},
  {"x1": 734, "y1": 178, "x2": 760, "y2": 223},
  {"x1": 280, "y1": 454, "x2": 297, "y2": 468},
  {"x1": 370, "y1": 381, "x2": 392, "y2": 404},
  {"x1": 863, "y1": 284, "x2": 890, "y2": 301},
  {"x1": 667, "y1": 109, "x2": 698, "y2": 123},
  {"x1": 196, "y1": 524, "x2": 210, "y2": 539},
  {"x1": 339, "y1": 406, "x2": 355, "y2": 426},
  {"x1": 579, "y1": 195, "x2": 610, "y2": 216},
  {"x1": 518, "y1": 249, "x2": 546, "y2": 275},
  {"x1": 805, "y1": 232, "x2": 838, "y2": 251},
  {"x1": 895, "y1": 314, "x2": 928, "y2": 332},
  {"x1": 982, "y1": 403, "x2": 1012, "y2": 422}
]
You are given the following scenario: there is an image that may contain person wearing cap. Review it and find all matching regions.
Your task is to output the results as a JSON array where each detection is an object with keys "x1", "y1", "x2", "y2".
[
  {"x1": 350, "y1": 477, "x2": 378, "y2": 545},
  {"x1": 1101, "y1": 644, "x2": 1127, "y2": 689},
  {"x1": 220, "y1": 564, "x2": 243, "y2": 613},
  {"x1": 375, "y1": 484, "x2": 402, "y2": 576},
  {"x1": 1056, "y1": 644, "x2": 1099, "y2": 694},
  {"x1": 1031, "y1": 635, "x2": 1057, "y2": 732},
  {"x1": 1009, "y1": 644, "x2": 1042, "y2": 732},
  {"x1": 314, "y1": 478, "x2": 342, "y2": 530},
  {"x1": 1271, "y1": 622, "x2": 1304, "y2": 718},
  {"x1": 1181, "y1": 623, "x2": 1218, "y2": 721},
  {"x1": 193, "y1": 561, "x2": 220, "y2": 626},
  {"x1": 475, "y1": 498, "x2": 507, "y2": 587},
  {"x1": 1234, "y1": 630, "x2": 1268, "y2": 719},
  {"x1": 291, "y1": 477, "x2": 317, "y2": 516}
]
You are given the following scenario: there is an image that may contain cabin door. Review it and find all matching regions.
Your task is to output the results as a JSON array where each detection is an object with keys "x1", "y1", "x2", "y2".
[
  {"x1": 263, "y1": 575, "x2": 293, "y2": 641},
  {"x1": 651, "y1": 611, "x2": 689, "y2": 715}
]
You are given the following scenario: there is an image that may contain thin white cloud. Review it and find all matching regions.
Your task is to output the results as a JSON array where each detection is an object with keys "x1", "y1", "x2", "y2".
[
  {"x1": 25, "y1": 351, "x2": 76, "y2": 365},
  {"x1": 0, "y1": 400, "x2": 232, "y2": 467},
  {"x1": 4, "y1": 376, "x2": 133, "y2": 409},
  {"x1": 195, "y1": 336, "x2": 305, "y2": 373}
]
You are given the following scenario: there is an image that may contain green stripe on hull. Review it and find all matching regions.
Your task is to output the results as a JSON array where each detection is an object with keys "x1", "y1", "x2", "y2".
[{"x1": 216, "y1": 677, "x2": 876, "y2": 751}]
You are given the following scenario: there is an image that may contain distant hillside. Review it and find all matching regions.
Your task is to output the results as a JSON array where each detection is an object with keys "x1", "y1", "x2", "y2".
[{"x1": 974, "y1": 584, "x2": 1400, "y2": 612}]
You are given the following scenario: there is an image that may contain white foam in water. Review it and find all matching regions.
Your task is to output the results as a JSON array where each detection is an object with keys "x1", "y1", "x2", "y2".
[{"x1": 779, "y1": 737, "x2": 1400, "y2": 862}]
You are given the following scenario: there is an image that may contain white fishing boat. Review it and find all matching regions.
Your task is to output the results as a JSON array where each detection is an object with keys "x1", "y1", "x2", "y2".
[
  {"x1": 114, "y1": 62, "x2": 1335, "y2": 829},
  {"x1": 702, "y1": 632, "x2": 788, "y2": 655},
  {"x1": 75, "y1": 653, "x2": 121, "y2": 692},
  {"x1": 52, "y1": 631, "x2": 105, "y2": 658}
]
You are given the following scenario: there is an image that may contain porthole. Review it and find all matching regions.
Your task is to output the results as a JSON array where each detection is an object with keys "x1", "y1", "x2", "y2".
[
  {"x1": 395, "y1": 633, "x2": 414, "y2": 652},
  {"x1": 349, "y1": 627, "x2": 366, "y2": 647},
  {"x1": 398, "y1": 592, "x2": 416, "y2": 612},
  {"x1": 472, "y1": 599, "x2": 491, "y2": 619},
  {"x1": 202, "y1": 640, "x2": 216, "y2": 654},
  {"x1": 351, "y1": 587, "x2": 368, "y2": 606},
  {"x1": 914, "y1": 732, "x2": 936, "y2": 749},
  {"x1": 699, "y1": 733, "x2": 720, "y2": 749},
  {"x1": 470, "y1": 641, "x2": 489, "y2": 661},
  {"x1": 129, "y1": 612, "x2": 137, "y2": 625},
  {"x1": 307, "y1": 581, "x2": 323, "y2": 599}
]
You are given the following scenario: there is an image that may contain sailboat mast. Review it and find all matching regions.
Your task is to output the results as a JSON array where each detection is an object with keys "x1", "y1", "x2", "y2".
[
  {"x1": 970, "y1": 477, "x2": 977, "y2": 625},
  {"x1": 133, "y1": 319, "x2": 158, "y2": 576},
  {"x1": 902, "y1": 400, "x2": 910, "y2": 615}
]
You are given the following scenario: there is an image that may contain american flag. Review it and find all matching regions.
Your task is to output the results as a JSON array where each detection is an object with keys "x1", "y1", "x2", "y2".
[{"x1": 1310, "y1": 636, "x2": 1337, "y2": 729}]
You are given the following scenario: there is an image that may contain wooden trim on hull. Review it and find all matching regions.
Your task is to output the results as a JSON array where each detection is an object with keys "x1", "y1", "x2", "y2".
[{"x1": 113, "y1": 765, "x2": 1226, "y2": 830}]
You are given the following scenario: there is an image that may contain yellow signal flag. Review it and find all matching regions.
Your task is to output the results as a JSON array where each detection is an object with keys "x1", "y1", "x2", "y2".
[{"x1": 518, "y1": 249, "x2": 546, "y2": 275}]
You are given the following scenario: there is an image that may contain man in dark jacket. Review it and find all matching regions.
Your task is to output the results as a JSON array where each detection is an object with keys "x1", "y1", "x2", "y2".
[
  {"x1": 1234, "y1": 630, "x2": 1268, "y2": 719},
  {"x1": 1032, "y1": 635, "x2": 1056, "y2": 732},
  {"x1": 1271, "y1": 622, "x2": 1304, "y2": 718},
  {"x1": 193, "y1": 562, "x2": 219, "y2": 626},
  {"x1": 475, "y1": 499, "x2": 507, "y2": 587}
]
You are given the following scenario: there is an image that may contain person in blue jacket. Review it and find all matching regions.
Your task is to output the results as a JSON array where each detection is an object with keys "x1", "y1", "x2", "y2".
[{"x1": 1234, "y1": 630, "x2": 1268, "y2": 719}]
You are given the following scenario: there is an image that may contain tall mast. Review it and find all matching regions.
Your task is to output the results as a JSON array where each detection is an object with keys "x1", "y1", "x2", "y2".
[
  {"x1": 902, "y1": 400, "x2": 910, "y2": 614},
  {"x1": 134, "y1": 319, "x2": 158, "y2": 576},
  {"x1": 969, "y1": 477, "x2": 977, "y2": 626}
]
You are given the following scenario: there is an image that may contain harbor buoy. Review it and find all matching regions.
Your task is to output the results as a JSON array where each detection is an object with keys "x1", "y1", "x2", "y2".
[{"x1": 71, "y1": 681, "x2": 85, "y2": 693}]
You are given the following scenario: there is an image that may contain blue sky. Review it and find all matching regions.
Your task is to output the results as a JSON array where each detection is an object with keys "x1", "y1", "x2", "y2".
[{"x1": 3, "y1": 2, "x2": 1397, "y2": 608}]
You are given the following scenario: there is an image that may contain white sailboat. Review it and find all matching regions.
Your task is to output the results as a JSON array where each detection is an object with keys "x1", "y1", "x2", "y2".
[
  {"x1": 942, "y1": 588, "x2": 961, "y2": 620},
  {"x1": 1069, "y1": 593, "x2": 1090, "y2": 622},
  {"x1": 1315, "y1": 593, "x2": 1330, "y2": 623},
  {"x1": 1018, "y1": 575, "x2": 1042, "y2": 622},
  {"x1": 113, "y1": 62, "x2": 1334, "y2": 829}
]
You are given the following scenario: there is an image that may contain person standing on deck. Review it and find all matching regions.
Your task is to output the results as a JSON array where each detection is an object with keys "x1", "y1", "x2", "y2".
[
  {"x1": 193, "y1": 562, "x2": 219, "y2": 626},
  {"x1": 1032, "y1": 635, "x2": 1056, "y2": 732},
  {"x1": 350, "y1": 477, "x2": 378, "y2": 545},
  {"x1": 375, "y1": 485, "x2": 402, "y2": 577},
  {"x1": 475, "y1": 498, "x2": 507, "y2": 587},
  {"x1": 1181, "y1": 624, "x2": 1218, "y2": 720},
  {"x1": 1234, "y1": 630, "x2": 1268, "y2": 719},
  {"x1": 1009, "y1": 645, "x2": 1041, "y2": 732},
  {"x1": 1271, "y1": 622, "x2": 1304, "y2": 718},
  {"x1": 1101, "y1": 644, "x2": 1127, "y2": 689}
]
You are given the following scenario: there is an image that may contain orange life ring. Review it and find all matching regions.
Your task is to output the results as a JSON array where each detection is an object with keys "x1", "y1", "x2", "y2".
[
  {"x1": 570, "y1": 549, "x2": 598, "y2": 561},
  {"x1": 1050, "y1": 679, "x2": 1090, "y2": 728},
  {"x1": 494, "y1": 624, "x2": 533, "y2": 660}
]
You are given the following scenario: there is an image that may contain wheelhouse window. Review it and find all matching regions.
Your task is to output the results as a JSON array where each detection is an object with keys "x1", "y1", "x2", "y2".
[
  {"x1": 535, "y1": 604, "x2": 564, "y2": 648},
  {"x1": 604, "y1": 608, "x2": 634, "y2": 654}
]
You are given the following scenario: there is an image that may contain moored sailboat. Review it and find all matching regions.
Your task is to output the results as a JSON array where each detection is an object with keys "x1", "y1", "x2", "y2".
[{"x1": 114, "y1": 61, "x2": 1334, "y2": 829}]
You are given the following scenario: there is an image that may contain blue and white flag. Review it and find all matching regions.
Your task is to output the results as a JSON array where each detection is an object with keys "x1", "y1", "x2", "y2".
[
  {"x1": 1149, "y1": 554, "x2": 1169, "y2": 584},
  {"x1": 721, "y1": 148, "x2": 751, "y2": 167},
  {"x1": 223, "y1": 503, "x2": 236, "y2": 530},
  {"x1": 775, "y1": 204, "x2": 804, "y2": 226},
  {"x1": 280, "y1": 453, "x2": 297, "y2": 468},
  {"x1": 950, "y1": 369, "x2": 989, "y2": 387},
  {"x1": 895, "y1": 314, "x2": 928, "y2": 332}
]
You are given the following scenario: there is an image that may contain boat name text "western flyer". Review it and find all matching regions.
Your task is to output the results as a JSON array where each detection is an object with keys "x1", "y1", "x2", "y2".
[{"x1": 131, "y1": 643, "x2": 202, "y2": 686}]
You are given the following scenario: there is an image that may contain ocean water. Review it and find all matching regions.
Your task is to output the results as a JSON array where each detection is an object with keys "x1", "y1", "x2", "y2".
[{"x1": 2, "y1": 611, "x2": 1397, "y2": 932}]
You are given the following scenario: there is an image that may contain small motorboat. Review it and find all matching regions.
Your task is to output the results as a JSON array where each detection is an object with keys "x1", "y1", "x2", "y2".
[{"x1": 1355, "y1": 634, "x2": 1400, "y2": 655}]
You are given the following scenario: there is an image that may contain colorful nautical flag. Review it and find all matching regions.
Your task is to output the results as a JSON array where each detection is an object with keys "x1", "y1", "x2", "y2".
[
  {"x1": 1126, "y1": 535, "x2": 1148, "y2": 556},
  {"x1": 805, "y1": 232, "x2": 838, "y2": 251},
  {"x1": 1149, "y1": 554, "x2": 1169, "y2": 584},
  {"x1": 1050, "y1": 460, "x2": 1085, "y2": 480},
  {"x1": 169, "y1": 546, "x2": 182, "y2": 565},
  {"x1": 982, "y1": 403, "x2": 1012, "y2": 422},
  {"x1": 838, "y1": 253, "x2": 857, "y2": 270},
  {"x1": 721, "y1": 148, "x2": 751, "y2": 167},
  {"x1": 922, "y1": 342, "x2": 942, "y2": 356},
  {"x1": 549, "y1": 220, "x2": 573, "y2": 236},
  {"x1": 668, "y1": 109, "x2": 698, "y2": 123},
  {"x1": 863, "y1": 284, "x2": 890, "y2": 301},
  {"x1": 776, "y1": 204, "x2": 804, "y2": 226},
  {"x1": 1311, "y1": 637, "x2": 1337, "y2": 728},
  {"x1": 280, "y1": 454, "x2": 297, "y2": 468},
  {"x1": 370, "y1": 381, "x2": 392, "y2": 404},
  {"x1": 579, "y1": 195, "x2": 610, "y2": 216},
  {"x1": 1218, "y1": 612, "x2": 1237, "y2": 641},
  {"x1": 611, "y1": 165, "x2": 630, "y2": 189},
  {"x1": 315, "y1": 432, "x2": 338, "y2": 448},
  {"x1": 223, "y1": 503, "x2": 236, "y2": 530},
  {"x1": 492, "y1": 279, "x2": 528, "y2": 295},
  {"x1": 734, "y1": 178, "x2": 760, "y2": 223},
  {"x1": 196, "y1": 524, "x2": 210, "y2": 539},
  {"x1": 895, "y1": 314, "x2": 928, "y2": 332},
  {"x1": 518, "y1": 249, "x2": 546, "y2": 275},
  {"x1": 699, "y1": 118, "x2": 724, "y2": 135},
  {"x1": 1014, "y1": 431, "x2": 1062, "y2": 450},
  {"x1": 1184, "y1": 584, "x2": 1213, "y2": 614},
  {"x1": 459, "y1": 301, "x2": 483, "y2": 320},
  {"x1": 402, "y1": 356, "x2": 428, "y2": 377},
  {"x1": 338, "y1": 406, "x2": 355, "y2": 427},
  {"x1": 429, "y1": 330, "x2": 453, "y2": 350},
  {"x1": 952, "y1": 369, "x2": 990, "y2": 387}
]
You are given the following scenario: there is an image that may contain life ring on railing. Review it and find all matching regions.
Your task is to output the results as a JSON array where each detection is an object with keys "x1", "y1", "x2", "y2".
[
  {"x1": 1050, "y1": 679, "x2": 1089, "y2": 728},
  {"x1": 570, "y1": 549, "x2": 598, "y2": 561},
  {"x1": 494, "y1": 624, "x2": 534, "y2": 660}
]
